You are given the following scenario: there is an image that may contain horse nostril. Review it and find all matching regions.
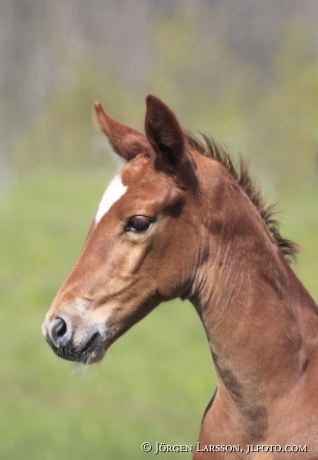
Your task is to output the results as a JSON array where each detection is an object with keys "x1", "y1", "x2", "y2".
[{"x1": 49, "y1": 317, "x2": 68, "y2": 348}]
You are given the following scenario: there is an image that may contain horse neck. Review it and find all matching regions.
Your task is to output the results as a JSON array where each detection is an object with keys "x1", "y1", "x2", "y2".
[{"x1": 188, "y1": 163, "x2": 318, "y2": 408}]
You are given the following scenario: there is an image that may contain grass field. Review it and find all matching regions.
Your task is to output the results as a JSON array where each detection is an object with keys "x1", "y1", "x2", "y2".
[{"x1": 0, "y1": 168, "x2": 317, "y2": 460}]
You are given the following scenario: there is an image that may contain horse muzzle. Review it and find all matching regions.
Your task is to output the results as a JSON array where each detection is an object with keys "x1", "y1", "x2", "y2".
[{"x1": 42, "y1": 316, "x2": 106, "y2": 364}]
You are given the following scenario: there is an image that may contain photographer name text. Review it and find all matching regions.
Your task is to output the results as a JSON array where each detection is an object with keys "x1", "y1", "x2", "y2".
[{"x1": 141, "y1": 442, "x2": 308, "y2": 455}]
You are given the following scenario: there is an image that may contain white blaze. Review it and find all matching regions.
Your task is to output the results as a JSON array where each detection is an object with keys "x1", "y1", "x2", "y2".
[{"x1": 95, "y1": 174, "x2": 128, "y2": 223}]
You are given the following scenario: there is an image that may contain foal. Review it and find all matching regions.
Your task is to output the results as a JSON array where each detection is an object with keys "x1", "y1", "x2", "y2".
[{"x1": 43, "y1": 96, "x2": 318, "y2": 458}]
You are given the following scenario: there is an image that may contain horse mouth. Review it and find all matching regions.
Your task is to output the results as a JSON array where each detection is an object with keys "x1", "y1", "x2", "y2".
[{"x1": 53, "y1": 332, "x2": 104, "y2": 364}]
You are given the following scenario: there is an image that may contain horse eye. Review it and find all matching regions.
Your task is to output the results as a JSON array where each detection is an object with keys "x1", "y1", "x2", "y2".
[{"x1": 125, "y1": 216, "x2": 152, "y2": 233}]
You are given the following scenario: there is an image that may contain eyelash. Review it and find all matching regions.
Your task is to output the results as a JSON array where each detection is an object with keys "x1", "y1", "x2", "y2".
[{"x1": 125, "y1": 216, "x2": 152, "y2": 233}]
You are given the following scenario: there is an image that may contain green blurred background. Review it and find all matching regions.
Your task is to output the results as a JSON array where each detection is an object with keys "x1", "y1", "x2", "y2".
[{"x1": 0, "y1": 1, "x2": 317, "y2": 459}]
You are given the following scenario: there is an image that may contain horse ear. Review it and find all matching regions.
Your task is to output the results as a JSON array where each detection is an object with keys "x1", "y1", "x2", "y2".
[
  {"x1": 145, "y1": 95, "x2": 184, "y2": 166},
  {"x1": 94, "y1": 102, "x2": 145, "y2": 161}
]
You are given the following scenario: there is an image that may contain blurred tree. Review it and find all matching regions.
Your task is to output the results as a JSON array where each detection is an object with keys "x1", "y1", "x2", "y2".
[
  {"x1": 1, "y1": 0, "x2": 317, "y2": 185},
  {"x1": 11, "y1": 58, "x2": 139, "y2": 171},
  {"x1": 245, "y1": 21, "x2": 318, "y2": 185}
]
